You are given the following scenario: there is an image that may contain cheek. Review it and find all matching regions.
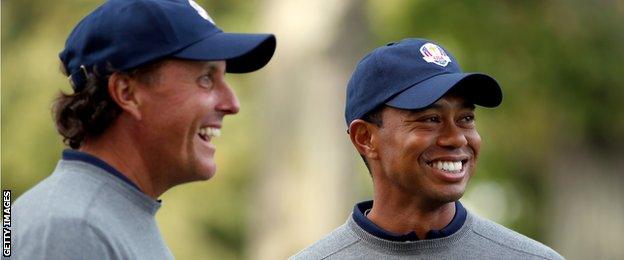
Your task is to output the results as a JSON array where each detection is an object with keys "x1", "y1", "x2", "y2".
[
  {"x1": 466, "y1": 130, "x2": 481, "y2": 158},
  {"x1": 141, "y1": 92, "x2": 184, "y2": 120},
  {"x1": 381, "y1": 134, "x2": 430, "y2": 169},
  {"x1": 404, "y1": 134, "x2": 435, "y2": 157},
  {"x1": 140, "y1": 101, "x2": 198, "y2": 144}
]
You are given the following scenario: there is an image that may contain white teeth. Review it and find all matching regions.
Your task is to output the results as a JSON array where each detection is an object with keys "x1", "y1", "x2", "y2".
[
  {"x1": 431, "y1": 160, "x2": 463, "y2": 172},
  {"x1": 199, "y1": 127, "x2": 221, "y2": 139},
  {"x1": 207, "y1": 127, "x2": 221, "y2": 138}
]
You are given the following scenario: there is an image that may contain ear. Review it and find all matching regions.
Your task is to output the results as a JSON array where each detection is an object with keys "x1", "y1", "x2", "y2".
[
  {"x1": 349, "y1": 119, "x2": 380, "y2": 160},
  {"x1": 108, "y1": 73, "x2": 142, "y2": 120}
]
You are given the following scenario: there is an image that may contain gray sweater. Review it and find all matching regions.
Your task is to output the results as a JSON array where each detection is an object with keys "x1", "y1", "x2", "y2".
[
  {"x1": 12, "y1": 157, "x2": 174, "y2": 259},
  {"x1": 291, "y1": 210, "x2": 564, "y2": 259}
]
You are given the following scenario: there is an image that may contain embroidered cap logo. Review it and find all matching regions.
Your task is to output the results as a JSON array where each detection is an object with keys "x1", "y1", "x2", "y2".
[
  {"x1": 420, "y1": 43, "x2": 451, "y2": 67},
  {"x1": 188, "y1": 0, "x2": 215, "y2": 24}
]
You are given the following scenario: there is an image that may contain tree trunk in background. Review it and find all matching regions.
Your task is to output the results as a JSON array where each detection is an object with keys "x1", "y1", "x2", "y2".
[
  {"x1": 550, "y1": 150, "x2": 624, "y2": 259},
  {"x1": 248, "y1": 0, "x2": 371, "y2": 259}
]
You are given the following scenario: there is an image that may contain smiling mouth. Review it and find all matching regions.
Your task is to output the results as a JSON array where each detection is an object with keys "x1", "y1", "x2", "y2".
[
  {"x1": 427, "y1": 160, "x2": 467, "y2": 174},
  {"x1": 198, "y1": 127, "x2": 221, "y2": 142}
]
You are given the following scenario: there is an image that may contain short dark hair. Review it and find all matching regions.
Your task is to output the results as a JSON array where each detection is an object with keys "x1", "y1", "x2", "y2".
[
  {"x1": 359, "y1": 105, "x2": 385, "y2": 175},
  {"x1": 53, "y1": 61, "x2": 164, "y2": 149}
]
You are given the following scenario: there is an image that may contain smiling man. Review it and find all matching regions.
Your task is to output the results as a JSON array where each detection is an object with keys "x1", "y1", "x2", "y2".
[
  {"x1": 292, "y1": 39, "x2": 563, "y2": 259},
  {"x1": 12, "y1": 0, "x2": 275, "y2": 259}
]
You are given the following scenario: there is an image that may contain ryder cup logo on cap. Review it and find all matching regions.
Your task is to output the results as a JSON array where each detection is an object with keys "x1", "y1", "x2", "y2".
[
  {"x1": 188, "y1": 0, "x2": 215, "y2": 24},
  {"x1": 420, "y1": 43, "x2": 451, "y2": 67}
]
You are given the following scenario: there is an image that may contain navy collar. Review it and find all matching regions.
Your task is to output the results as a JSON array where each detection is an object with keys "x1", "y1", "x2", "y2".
[
  {"x1": 352, "y1": 200, "x2": 467, "y2": 241},
  {"x1": 62, "y1": 149, "x2": 142, "y2": 192}
]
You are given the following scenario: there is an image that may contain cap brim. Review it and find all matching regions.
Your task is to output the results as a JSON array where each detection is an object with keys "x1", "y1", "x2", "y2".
[
  {"x1": 172, "y1": 32, "x2": 276, "y2": 73},
  {"x1": 385, "y1": 73, "x2": 502, "y2": 109}
]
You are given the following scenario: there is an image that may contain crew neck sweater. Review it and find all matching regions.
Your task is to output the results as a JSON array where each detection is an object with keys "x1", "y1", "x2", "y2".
[{"x1": 291, "y1": 205, "x2": 564, "y2": 259}]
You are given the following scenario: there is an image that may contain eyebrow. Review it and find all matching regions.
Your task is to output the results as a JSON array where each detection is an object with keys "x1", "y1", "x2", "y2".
[
  {"x1": 203, "y1": 61, "x2": 221, "y2": 72},
  {"x1": 462, "y1": 102, "x2": 476, "y2": 110}
]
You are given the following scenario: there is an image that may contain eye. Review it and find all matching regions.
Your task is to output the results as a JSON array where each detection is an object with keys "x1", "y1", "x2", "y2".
[
  {"x1": 460, "y1": 114, "x2": 475, "y2": 124},
  {"x1": 421, "y1": 115, "x2": 441, "y2": 123},
  {"x1": 197, "y1": 74, "x2": 214, "y2": 89}
]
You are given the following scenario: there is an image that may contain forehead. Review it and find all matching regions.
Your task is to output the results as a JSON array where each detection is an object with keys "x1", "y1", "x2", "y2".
[
  {"x1": 387, "y1": 94, "x2": 475, "y2": 117},
  {"x1": 158, "y1": 59, "x2": 225, "y2": 72},
  {"x1": 423, "y1": 93, "x2": 475, "y2": 110},
  {"x1": 134, "y1": 59, "x2": 226, "y2": 87},
  {"x1": 429, "y1": 93, "x2": 475, "y2": 110}
]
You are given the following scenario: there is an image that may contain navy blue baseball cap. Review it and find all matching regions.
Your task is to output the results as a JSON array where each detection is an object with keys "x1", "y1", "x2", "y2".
[
  {"x1": 61, "y1": 0, "x2": 276, "y2": 91},
  {"x1": 345, "y1": 38, "x2": 502, "y2": 125}
]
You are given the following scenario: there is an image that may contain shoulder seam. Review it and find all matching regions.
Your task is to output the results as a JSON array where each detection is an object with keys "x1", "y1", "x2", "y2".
[
  {"x1": 290, "y1": 224, "x2": 360, "y2": 260},
  {"x1": 81, "y1": 181, "x2": 109, "y2": 220},
  {"x1": 319, "y1": 239, "x2": 360, "y2": 260},
  {"x1": 48, "y1": 215, "x2": 117, "y2": 258},
  {"x1": 471, "y1": 230, "x2": 553, "y2": 260}
]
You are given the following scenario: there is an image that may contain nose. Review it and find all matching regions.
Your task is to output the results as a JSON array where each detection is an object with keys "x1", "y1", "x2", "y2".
[
  {"x1": 216, "y1": 81, "x2": 240, "y2": 115},
  {"x1": 436, "y1": 123, "x2": 468, "y2": 149}
]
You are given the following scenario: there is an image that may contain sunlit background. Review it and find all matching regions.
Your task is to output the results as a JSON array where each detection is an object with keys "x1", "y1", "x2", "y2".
[{"x1": 2, "y1": 0, "x2": 623, "y2": 259}]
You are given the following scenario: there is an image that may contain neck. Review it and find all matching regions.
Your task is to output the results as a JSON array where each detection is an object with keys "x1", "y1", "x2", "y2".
[
  {"x1": 79, "y1": 121, "x2": 166, "y2": 199},
  {"x1": 367, "y1": 186, "x2": 456, "y2": 239}
]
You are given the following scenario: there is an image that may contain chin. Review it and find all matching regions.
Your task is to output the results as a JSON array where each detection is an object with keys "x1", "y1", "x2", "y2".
[
  {"x1": 434, "y1": 185, "x2": 467, "y2": 203},
  {"x1": 197, "y1": 164, "x2": 217, "y2": 181},
  {"x1": 429, "y1": 193, "x2": 463, "y2": 206},
  {"x1": 442, "y1": 192, "x2": 464, "y2": 203},
  {"x1": 193, "y1": 154, "x2": 216, "y2": 177},
  {"x1": 183, "y1": 160, "x2": 217, "y2": 183}
]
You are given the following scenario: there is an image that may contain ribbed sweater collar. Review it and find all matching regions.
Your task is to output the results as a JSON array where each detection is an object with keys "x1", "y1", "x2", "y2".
[{"x1": 347, "y1": 208, "x2": 474, "y2": 254}]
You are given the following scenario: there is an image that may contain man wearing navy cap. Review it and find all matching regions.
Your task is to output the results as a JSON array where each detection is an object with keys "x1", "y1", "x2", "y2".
[
  {"x1": 12, "y1": 0, "x2": 275, "y2": 259},
  {"x1": 292, "y1": 39, "x2": 562, "y2": 259}
]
